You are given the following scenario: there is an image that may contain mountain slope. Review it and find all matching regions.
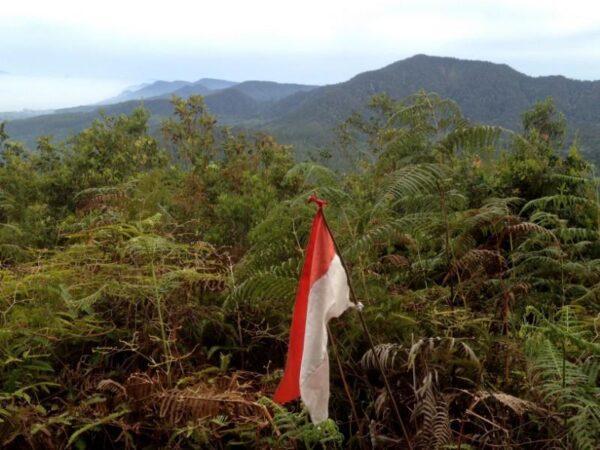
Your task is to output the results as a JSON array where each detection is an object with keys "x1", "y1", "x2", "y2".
[
  {"x1": 265, "y1": 55, "x2": 600, "y2": 149},
  {"x1": 167, "y1": 82, "x2": 212, "y2": 99},
  {"x1": 168, "y1": 80, "x2": 316, "y2": 102},
  {"x1": 99, "y1": 80, "x2": 192, "y2": 104},
  {"x1": 193, "y1": 78, "x2": 238, "y2": 91},
  {"x1": 229, "y1": 81, "x2": 317, "y2": 102},
  {"x1": 98, "y1": 78, "x2": 239, "y2": 105},
  {"x1": 169, "y1": 79, "x2": 239, "y2": 98}
]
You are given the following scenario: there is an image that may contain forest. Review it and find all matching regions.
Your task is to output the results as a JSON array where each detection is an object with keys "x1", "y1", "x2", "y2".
[{"x1": 0, "y1": 92, "x2": 599, "y2": 449}]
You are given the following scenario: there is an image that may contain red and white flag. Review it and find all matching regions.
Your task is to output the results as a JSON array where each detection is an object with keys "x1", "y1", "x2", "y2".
[{"x1": 273, "y1": 196, "x2": 351, "y2": 423}]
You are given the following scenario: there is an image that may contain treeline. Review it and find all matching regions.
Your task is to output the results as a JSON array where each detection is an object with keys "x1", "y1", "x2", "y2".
[{"x1": 0, "y1": 93, "x2": 598, "y2": 448}]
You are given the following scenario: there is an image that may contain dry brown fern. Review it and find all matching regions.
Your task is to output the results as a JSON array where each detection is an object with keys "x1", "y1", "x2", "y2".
[
  {"x1": 412, "y1": 374, "x2": 452, "y2": 450},
  {"x1": 97, "y1": 379, "x2": 127, "y2": 398},
  {"x1": 157, "y1": 388, "x2": 264, "y2": 425},
  {"x1": 445, "y1": 248, "x2": 505, "y2": 282},
  {"x1": 473, "y1": 390, "x2": 546, "y2": 417},
  {"x1": 505, "y1": 222, "x2": 557, "y2": 241},
  {"x1": 98, "y1": 371, "x2": 271, "y2": 429}
]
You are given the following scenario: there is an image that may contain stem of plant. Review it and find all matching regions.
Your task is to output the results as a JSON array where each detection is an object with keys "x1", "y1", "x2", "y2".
[{"x1": 151, "y1": 258, "x2": 172, "y2": 385}]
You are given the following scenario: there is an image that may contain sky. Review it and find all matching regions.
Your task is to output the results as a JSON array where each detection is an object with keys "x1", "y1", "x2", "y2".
[{"x1": 1, "y1": 0, "x2": 599, "y2": 111}]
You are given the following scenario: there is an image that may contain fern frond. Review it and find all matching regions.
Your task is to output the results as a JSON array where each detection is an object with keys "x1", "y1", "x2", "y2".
[
  {"x1": 522, "y1": 194, "x2": 598, "y2": 215},
  {"x1": 436, "y1": 125, "x2": 502, "y2": 156},
  {"x1": 382, "y1": 164, "x2": 449, "y2": 201}
]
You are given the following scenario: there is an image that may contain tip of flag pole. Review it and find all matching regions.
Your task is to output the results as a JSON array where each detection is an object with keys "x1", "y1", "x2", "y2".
[{"x1": 307, "y1": 194, "x2": 327, "y2": 209}]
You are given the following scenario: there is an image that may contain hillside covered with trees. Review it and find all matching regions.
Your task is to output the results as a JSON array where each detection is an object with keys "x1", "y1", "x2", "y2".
[
  {"x1": 0, "y1": 93, "x2": 599, "y2": 449},
  {"x1": 5, "y1": 56, "x2": 600, "y2": 164}
]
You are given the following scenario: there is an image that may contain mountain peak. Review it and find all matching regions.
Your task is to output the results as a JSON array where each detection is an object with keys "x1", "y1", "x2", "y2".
[
  {"x1": 193, "y1": 78, "x2": 238, "y2": 91},
  {"x1": 391, "y1": 54, "x2": 520, "y2": 73}
]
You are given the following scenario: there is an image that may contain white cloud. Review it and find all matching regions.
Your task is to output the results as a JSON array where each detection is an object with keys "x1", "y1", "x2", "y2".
[{"x1": 3, "y1": 0, "x2": 598, "y2": 51}]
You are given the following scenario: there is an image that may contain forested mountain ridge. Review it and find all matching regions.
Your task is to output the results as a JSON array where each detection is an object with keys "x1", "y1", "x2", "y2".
[
  {"x1": 264, "y1": 55, "x2": 600, "y2": 154},
  {"x1": 3, "y1": 54, "x2": 600, "y2": 160}
]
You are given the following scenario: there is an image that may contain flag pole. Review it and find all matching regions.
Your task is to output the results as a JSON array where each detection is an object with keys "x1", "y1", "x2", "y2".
[
  {"x1": 317, "y1": 203, "x2": 413, "y2": 450},
  {"x1": 327, "y1": 325, "x2": 368, "y2": 449}
]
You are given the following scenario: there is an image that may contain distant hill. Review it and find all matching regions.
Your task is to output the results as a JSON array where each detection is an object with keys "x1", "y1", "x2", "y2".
[
  {"x1": 99, "y1": 80, "x2": 193, "y2": 104},
  {"x1": 167, "y1": 78, "x2": 239, "y2": 99},
  {"x1": 99, "y1": 78, "x2": 240, "y2": 104},
  {"x1": 0, "y1": 109, "x2": 55, "y2": 121},
  {"x1": 95, "y1": 78, "x2": 240, "y2": 105},
  {"x1": 4, "y1": 55, "x2": 600, "y2": 160},
  {"x1": 192, "y1": 78, "x2": 238, "y2": 91},
  {"x1": 230, "y1": 81, "x2": 318, "y2": 102},
  {"x1": 3, "y1": 80, "x2": 318, "y2": 145}
]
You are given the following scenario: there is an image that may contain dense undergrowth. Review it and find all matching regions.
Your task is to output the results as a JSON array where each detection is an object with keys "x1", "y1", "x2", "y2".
[{"x1": 0, "y1": 93, "x2": 598, "y2": 448}]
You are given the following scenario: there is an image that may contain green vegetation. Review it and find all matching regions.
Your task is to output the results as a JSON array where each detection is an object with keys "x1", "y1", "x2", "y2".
[{"x1": 0, "y1": 92, "x2": 598, "y2": 449}]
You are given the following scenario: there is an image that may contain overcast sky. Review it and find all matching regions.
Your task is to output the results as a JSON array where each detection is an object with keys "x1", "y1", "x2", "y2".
[{"x1": 1, "y1": 0, "x2": 599, "y2": 111}]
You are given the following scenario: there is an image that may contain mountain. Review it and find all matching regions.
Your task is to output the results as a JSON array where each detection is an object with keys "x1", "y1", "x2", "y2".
[
  {"x1": 98, "y1": 80, "x2": 192, "y2": 104},
  {"x1": 193, "y1": 78, "x2": 238, "y2": 91},
  {"x1": 2, "y1": 80, "x2": 318, "y2": 145},
  {"x1": 99, "y1": 78, "x2": 240, "y2": 104},
  {"x1": 229, "y1": 81, "x2": 318, "y2": 102},
  {"x1": 1, "y1": 77, "x2": 243, "y2": 136},
  {"x1": 263, "y1": 55, "x2": 600, "y2": 152},
  {"x1": 165, "y1": 80, "x2": 315, "y2": 103},
  {"x1": 4, "y1": 55, "x2": 600, "y2": 159},
  {"x1": 0, "y1": 109, "x2": 55, "y2": 121},
  {"x1": 163, "y1": 82, "x2": 211, "y2": 98},
  {"x1": 167, "y1": 79, "x2": 237, "y2": 98}
]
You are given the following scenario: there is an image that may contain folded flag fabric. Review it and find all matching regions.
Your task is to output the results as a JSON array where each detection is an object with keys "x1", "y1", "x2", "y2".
[{"x1": 273, "y1": 198, "x2": 351, "y2": 423}]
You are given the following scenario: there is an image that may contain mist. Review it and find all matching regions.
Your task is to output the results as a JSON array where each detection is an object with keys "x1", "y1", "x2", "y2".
[{"x1": 0, "y1": 73, "x2": 130, "y2": 111}]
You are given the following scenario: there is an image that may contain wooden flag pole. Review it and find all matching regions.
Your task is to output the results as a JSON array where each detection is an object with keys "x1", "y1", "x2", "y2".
[
  {"x1": 327, "y1": 325, "x2": 368, "y2": 449},
  {"x1": 321, "y1": 210, "x2": 414, "y2": 450}
]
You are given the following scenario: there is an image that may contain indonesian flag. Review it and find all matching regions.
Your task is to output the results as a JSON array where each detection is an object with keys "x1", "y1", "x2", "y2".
[{"x1": 273, "y1": 196, "x2": 351, "y2": 423}]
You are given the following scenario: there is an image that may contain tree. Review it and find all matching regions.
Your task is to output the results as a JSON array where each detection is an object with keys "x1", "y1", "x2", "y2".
[
  {"x1": 522, "y1": 97, "x2": 566, "y2": 147},
  {"x1": 162, "y1": 95, "x2": 217, "y2": 169}
]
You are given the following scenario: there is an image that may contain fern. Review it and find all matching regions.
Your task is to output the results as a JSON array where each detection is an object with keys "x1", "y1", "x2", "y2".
[
  {"x1": 383, "y1": 163, "x2": 449, "y2": 202},
  {"x1": 412, "y1": 373, "x2": 451, "y2": 450},
  {"x1": 523, "y1": 306, "x2": 600, "y2": 449}
]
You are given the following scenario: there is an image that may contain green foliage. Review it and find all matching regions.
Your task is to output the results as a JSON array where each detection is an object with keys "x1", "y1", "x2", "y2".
[
  {"x1": 0, "y1": 93, "x2": 598, "y2": 448},
  {"x1": 523, "y1": 306, "x2": 600, "y2": 449},
  {"x1": 259, "y1": 399, "x2": 344, "y2": 449},
  {"x1": 522, "y1": 97, "x2": 567, "y2": 147},
  {"x1": 162, "y1": 95, "x2": 217, "y2": 169}
]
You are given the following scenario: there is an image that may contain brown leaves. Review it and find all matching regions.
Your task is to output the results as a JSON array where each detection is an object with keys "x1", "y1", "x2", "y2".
[
  {"x1": 505, "y1": 222, "x2": 557, "y2": 242},
  {"x1": 473, "y1": 391, "x2": 546, "y2": 417},
  {"x1": 97, "y1": 370, "x2": 271, "y2": 430},
  {"x1": 445, "y1": 249, "x2": 506, "y2": 283}
]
